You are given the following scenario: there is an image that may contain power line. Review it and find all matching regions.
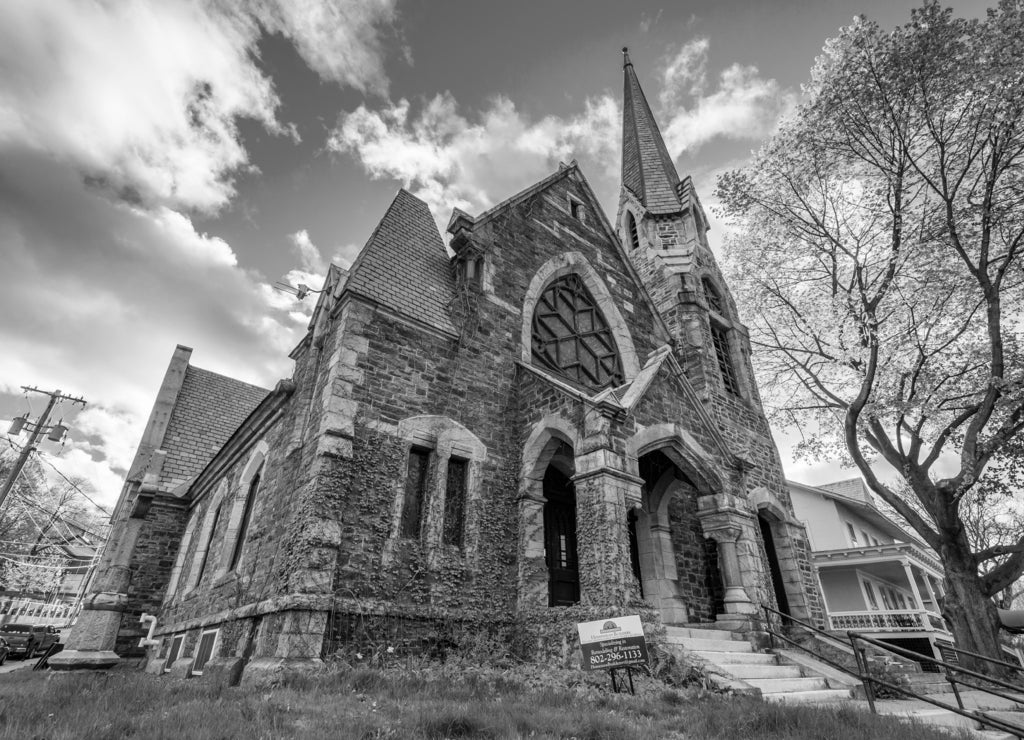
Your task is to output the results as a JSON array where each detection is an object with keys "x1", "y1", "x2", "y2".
[
  {"x1": 34, "y1": 450, "x2": 113, "y2": 517},
  {"x1": 3, "y1": 437, "x2": 112, "y2": 517}
]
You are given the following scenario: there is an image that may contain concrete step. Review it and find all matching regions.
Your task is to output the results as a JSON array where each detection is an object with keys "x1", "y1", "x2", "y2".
[
  {"x1": 764, "y1": 688, "x2": 853, "y2": 704},
  {"x1": 979, "y1": 710, "x2": 1024, "y2": 733},
  {"x1": 722, "y1": 663, "x2": 802, "y2": 680},
  {"x1": 670, "y1": 637, "x2": 752, "y2": 653},
  {"x1": 746, "y1": 676, "x2": 829, "y2": 694},
  {"x1": 663, "y1": 626, "x2": 737, "y2": 641},
  {"x1": 692, "y1": 651, "x2": 778, "y2": 665}
]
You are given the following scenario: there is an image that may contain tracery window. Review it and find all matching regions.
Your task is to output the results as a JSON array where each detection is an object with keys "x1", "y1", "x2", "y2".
[
  {"x1": 531, "y1": 274, "x2": 624, "y2": 390},
  {"x1": 702, "y1": 278, "x2": 724, "y2": 315},
  {"x1": 711, "y1": 324, "x2": 740, "y2": 396}
]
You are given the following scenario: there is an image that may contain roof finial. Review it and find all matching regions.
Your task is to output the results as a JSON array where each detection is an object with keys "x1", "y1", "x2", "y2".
[{"x1": 622, "y1": 47, "x2": 632, "y2": 68}]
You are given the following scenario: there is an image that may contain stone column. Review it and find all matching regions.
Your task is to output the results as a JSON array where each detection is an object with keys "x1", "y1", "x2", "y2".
[
  {"x1": 698, "y1": 493, "x2": 759, "y2": 619},
  {"x1": 49, "y1": 517, "x2": 143, "y2": 670},
  {"x1": 707, "y1": 525, "x2": 756, "y2": 613},
  {"x1": 516, "y1": 492, "x2": 548, "y2": 609},
  {"x1": 572, "y1": 411, "x2": 642, "y2": 606}
]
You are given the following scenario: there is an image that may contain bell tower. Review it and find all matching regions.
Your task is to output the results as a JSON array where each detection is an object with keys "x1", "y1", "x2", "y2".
[{"x1": 616, "y1": 48, "x2": 760, "y2": 408}]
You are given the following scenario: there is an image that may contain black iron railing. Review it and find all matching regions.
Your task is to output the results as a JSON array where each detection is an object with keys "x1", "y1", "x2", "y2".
[{"x1": 759, "y1": 604, "x2": 1024, "y2": 738}]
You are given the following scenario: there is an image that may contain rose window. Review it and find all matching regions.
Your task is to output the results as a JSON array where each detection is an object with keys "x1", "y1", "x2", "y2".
[{"x1": 531, "y1": 274, "x2": 624, "y2": 389}]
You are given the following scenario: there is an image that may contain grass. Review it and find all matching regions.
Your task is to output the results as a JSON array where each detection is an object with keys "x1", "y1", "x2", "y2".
[{"x1": 0, "y1": 664, "x2": 964, "y2": 739}]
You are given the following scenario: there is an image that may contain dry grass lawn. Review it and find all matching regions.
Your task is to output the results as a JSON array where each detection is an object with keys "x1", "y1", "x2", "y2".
[{"x1": 0, "y1": 664, "x2": 962, "y2": 739}]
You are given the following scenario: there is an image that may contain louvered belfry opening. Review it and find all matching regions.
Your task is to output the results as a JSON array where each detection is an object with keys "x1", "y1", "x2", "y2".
[{"x1": 531, "y1": 273, "x2": 624, "y2": 390}]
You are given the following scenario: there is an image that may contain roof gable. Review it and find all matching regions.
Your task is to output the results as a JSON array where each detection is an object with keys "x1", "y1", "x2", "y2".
[
  {"x1": 342, "y1": 189, "x2": 457, "y2": 335},
  {"x1": 158, "y1": 366, "x2": 269, "y2": 492}
]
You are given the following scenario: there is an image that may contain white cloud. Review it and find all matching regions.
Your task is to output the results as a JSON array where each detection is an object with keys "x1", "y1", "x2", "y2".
[
  {"x1": 290, "y1": 229, "x2": 327, "y2": 275},
  {"x1": 249, "y1": 0, "x2": 397, "y2": 95},
  {"x1": 329, "y1": 92, "x2": 620, "y2": 219},
  {"x1": 0, "y1": 0, "x2": 397, "y2": 214},
  {"x1": 659, "y1": 37, "x2": 710, "y2": 105},
  {"x1": 0, "y1": 0, "x2": 398, "y2": 508},
  {"x1": 658, "y1": 39, "x2": 798, "y2": 155},
  {"x1": 0, "y1": 150, "x2": 319, "y2": 510}
]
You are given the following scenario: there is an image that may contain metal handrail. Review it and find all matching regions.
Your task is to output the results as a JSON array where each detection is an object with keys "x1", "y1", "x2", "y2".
[
  {"x1": 758, "y1": 604, "x2": 1024, "y2": 738},
  {"x1": 937, "y1": 639, "x2": 1024, "y2": 675}
]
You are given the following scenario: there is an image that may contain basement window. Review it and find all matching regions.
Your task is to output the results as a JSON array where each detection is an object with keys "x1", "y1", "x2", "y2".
[
  {"x1": 163, "y1": 634, "x2": 183, "y2": 673},
  {"x1": 191, "y1": 629, "x2": 218, "y2": 676}
]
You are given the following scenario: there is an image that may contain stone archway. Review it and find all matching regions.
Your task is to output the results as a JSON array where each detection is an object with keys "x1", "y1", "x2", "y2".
[
  {"x1": 517, "y1": 417, "x2": 582, "y2": 610},
  {"x1": 542, "y1": 442, "x2": 578, "y2": 606},
  {"x1": 632, "y1": 449, "x2": 713, "y2": 624}
]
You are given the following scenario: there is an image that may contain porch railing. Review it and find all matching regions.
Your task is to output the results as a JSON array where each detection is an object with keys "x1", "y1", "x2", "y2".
[{"x1": 829, "y1": 609, "x2": 950, "y2": 633}]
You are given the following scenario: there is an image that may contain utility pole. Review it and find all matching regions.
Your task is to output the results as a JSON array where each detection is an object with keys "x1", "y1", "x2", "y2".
[{"x1": 0, "y1": 386, "x2": 87, "y2": 510}]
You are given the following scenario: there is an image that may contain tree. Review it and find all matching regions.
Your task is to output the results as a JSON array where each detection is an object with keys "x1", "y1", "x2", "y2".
[
  {"x1": 717, "y1": 1, "x2": 1024, "y2": 669},
  {"x1": 0, "y1": 446, "x2": 107, "y2": 600}
]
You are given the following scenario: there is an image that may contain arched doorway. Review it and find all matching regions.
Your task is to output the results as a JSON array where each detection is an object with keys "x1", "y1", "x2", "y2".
[
  {"x1": 543, "y1": 442, "x2": 578, "y2": 606},
  {"x1": 758, "y1": 512, "x2": 791, "y2": 618},
  {"x1": 633, "y1": 449, "x2": 715, "y2": 623}
]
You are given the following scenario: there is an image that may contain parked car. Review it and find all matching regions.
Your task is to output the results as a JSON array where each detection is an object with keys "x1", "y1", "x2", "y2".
[
  {"x1": 0, "y1": 623, "x2": 49, "y2": 659},
  {"x1": 0, "y1": 637, "x2": 10, "y2": 665},
  {"x1": 36, "y1": 625, "x2": 60, "y2": 655}
]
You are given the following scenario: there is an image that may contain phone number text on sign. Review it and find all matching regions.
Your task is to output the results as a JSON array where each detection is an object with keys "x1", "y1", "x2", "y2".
[{"x1": 580, "y1": 636, "x2": 649, "y2": 671}]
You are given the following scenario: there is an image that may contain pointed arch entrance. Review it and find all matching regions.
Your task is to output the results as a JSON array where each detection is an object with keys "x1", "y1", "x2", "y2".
[
  {"x1": 758, "y1": 511, "x2": 791, "y2": 618},
  {"x1": 632, "y1": 449, "x2": 719, "y2": 624},
  {"x1": 543, "y1": 448, "x2": 579, "y2": 606}
]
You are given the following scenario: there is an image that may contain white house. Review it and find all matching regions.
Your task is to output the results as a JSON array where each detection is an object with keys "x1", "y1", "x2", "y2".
[{"x1": 787, "y1": 478, "x2": 953, "y2": 663}]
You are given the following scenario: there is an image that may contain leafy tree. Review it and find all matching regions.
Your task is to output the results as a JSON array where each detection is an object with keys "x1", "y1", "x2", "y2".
[
  {"x1": 0, "y1": 447, "x2": 107, "y2": 600},
  {"x1": 717, "y1": 1, "x2": 1024, "y2": 668}
]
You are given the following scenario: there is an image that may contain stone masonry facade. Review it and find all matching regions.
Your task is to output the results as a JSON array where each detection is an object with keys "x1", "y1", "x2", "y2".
[{"x1": 55, "y1": 52, "x2": 824, "y2": 679}]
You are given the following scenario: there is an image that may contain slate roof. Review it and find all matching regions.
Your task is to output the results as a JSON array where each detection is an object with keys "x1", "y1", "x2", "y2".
[
  {"x1": 621, "y1": 50, "x2": 684, "y2": 215},
  {"x1": 159, "y1": 366, "x2": 269, "y2": 491},
  {"x1": 343, "y1": 189, "x2": 457, "y2": 335}
]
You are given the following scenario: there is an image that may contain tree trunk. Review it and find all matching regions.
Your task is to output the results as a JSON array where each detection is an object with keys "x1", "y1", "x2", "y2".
[{"x1": 939, "y1": 536, "x2": 1005, "y2": 676}]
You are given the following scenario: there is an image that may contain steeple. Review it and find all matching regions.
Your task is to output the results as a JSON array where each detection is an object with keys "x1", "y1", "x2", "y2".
[{"x1": 621, "y1": 47, "x2": 684, "y2": 215}]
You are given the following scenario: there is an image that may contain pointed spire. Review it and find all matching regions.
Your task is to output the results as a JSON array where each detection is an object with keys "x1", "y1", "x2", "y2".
[{"x1": 621, "y1": 50, "x2": 683, "y2": 215}]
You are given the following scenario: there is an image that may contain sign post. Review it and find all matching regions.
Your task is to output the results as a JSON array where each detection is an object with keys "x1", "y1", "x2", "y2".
[{"x1": 577, "y1": 615, "x2": 649, "y2": 694}]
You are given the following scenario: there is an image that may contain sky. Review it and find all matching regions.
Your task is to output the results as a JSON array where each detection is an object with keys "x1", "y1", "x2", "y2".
[{"x1": 0, "y1": 0, "x2": 994, "y2": 512}]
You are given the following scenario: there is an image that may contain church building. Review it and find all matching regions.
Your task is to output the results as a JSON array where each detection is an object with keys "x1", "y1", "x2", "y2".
[{"x1": 52, "y1": 52, "x2": 824, "y2": 678}]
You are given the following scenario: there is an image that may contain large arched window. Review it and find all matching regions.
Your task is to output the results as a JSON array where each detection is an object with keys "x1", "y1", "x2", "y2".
[
  {"x1": 531, "y1": 274, "x2": 624, "y2": 389},
  {"x1": 228, "y1": 466, "x2": 261, "y2": 571}
]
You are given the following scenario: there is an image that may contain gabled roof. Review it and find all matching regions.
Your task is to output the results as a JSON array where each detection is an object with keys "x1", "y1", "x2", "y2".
[
  {"x1": 342, "y1": 189, "x2": 457, "y2": 335},
  {"x1": 158, "y1": 366, "x2": 269, "y2": 491},
  {"x1": 787, "y1": 478, "x2": 930, "y2": 549},
  {"x1": 621, "y1": 49, "x2": 683, "y2": 215}
]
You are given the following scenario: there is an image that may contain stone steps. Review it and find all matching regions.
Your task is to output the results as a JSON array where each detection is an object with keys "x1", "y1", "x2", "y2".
[
  {"x1": 725, "y1": 663, "x2": 803, "y2": 680},
  {"x1": 746, "y1": 676, "x2": 829, "y2": 694},
  {"x1": 764, "y1": 688, "x2": 855, "y2": 704},
  {"x1": 664, "y1": 623, "x2": 854, "y2": 706},
  {"x1": 670, "y1": 637, "x2": 752, "y2": 653},
  {"x1": 664, "y1": 626, "x2": 737, "y2": 641},
  {"x1": 695, "y1": 650, "x2": 780, "y2": 665}
]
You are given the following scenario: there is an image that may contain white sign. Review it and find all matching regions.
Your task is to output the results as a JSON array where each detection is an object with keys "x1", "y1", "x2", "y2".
[{"x1": 577, "y1": 615, "x2": 645, "y2": 645}]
